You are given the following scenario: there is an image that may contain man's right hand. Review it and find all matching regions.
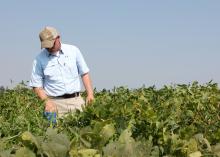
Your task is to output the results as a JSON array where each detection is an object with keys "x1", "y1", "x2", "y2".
[
  {"x1": 45, "y1": 99, "x2": 57, "y2": 112},
  {"x1": 33, "y1": 87, "x2": 56, "y2": 112}
]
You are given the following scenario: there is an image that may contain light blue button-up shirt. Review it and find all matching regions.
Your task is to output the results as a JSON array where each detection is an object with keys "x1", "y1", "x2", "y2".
[{"x1": 29, "y1": 43, "x2": 89, "y2": 97}]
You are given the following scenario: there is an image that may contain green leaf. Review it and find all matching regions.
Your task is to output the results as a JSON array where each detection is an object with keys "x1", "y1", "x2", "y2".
[
  {"x1": 42, "y1": 142, "x2": 68, "y2": 157},
  {"x1": 41, "y1": 128, "x2": 70, "y2": 157},
  {"x1": 21, "y1": 131, "x2": 41, "y2": 149},
  {"x1": 46, "y1": 128, "x2": 70, "y2": 148},
  {"x1": 0, "y1": 149, "x2": 13, "y2": 157},
  {"x1": 100, "y1": 124, "x2": 115, "y2": 142},
  {"x1": 15, "y1": 147, "x2": 36, "y2": 157},
  {"x1": 150, "y1": 146, "x2": 160, "y2": 157},
  {"x1": 212, "y1": 143, "x2": 220, "y2": 157}
]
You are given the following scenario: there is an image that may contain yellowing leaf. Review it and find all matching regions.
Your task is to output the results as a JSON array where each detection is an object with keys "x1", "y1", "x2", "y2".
[
  {"x1": 100, "y1": 124, "x2": 115, "y2": 141},
  {"x1": 189, "y1": 151, "x2": 202, "y2": 157},
  {"x1": 78, "y1": 149, "x2": 99, "y2": 157}
]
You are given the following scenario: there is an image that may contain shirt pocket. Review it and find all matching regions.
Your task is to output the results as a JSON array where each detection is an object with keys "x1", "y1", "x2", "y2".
[
  {"x1": 43, "y1": 64, "x2": 60, "y2": 81},
  {"x1": 66, "y1": 59, "x2": 78, "y2": 76}
]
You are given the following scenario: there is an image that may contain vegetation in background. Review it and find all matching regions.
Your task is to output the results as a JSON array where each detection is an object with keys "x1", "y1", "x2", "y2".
[{"x1": 0, "y1": 82, "x2": 220, "y2": 157}]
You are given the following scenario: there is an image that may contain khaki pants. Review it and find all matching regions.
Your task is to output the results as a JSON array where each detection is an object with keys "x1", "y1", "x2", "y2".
[{"x1": 51, "y1": 95, "x2": 85, "y2": 118}]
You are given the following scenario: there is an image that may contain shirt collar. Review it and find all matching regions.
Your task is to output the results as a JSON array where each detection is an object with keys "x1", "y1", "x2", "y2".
[{"x1": 45, "y1": 44, "x2": 64, "y2": 57}]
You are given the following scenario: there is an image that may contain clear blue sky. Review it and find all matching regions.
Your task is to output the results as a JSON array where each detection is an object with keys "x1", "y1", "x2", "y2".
[{"x1": 0, "y1": 0, "x2": 219, "y2": 90}]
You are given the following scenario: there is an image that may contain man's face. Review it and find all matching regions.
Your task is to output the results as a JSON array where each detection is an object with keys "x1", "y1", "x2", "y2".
[{"x1": 47, "y1": 36, "x2": 61, "y2": 53}]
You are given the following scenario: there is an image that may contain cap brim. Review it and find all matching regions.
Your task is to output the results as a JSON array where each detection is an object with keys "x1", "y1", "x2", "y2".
[{"x1": 41, "y1": 40, "x2": 55, "y2": 48}]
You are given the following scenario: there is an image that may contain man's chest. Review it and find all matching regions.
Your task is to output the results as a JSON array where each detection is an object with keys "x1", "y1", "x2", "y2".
[{"x1": 41, "y1": 54, "x2": 77, "y2": 80}]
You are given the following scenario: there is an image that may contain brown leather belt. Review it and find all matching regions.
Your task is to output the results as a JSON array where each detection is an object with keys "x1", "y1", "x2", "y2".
[{"x1": 55, "y1": 92, "x2": 80, "y2": 99}]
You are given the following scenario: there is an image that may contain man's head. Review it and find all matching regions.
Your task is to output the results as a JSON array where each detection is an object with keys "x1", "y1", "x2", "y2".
[{"x1": 39, "y1": 26, "x2": 61, "y2": 52}]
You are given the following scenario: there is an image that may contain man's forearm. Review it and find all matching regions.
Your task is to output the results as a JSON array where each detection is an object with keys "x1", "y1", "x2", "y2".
[
  {"x1": 33, "y1": 87, "x2": 56, "y2": 112},
  {"x1": 33, "y1": 87, "x2": 48, "y2": 100},
  {"x1": 82, "y1": 73, "x2": 93, "y2": 96}
]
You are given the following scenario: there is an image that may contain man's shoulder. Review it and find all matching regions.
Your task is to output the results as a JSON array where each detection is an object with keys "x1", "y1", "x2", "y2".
[
  {"x1": 35, "y1": 49, "x2": 47, "y2": 61},
  {"x1": 61, "y1": 43, "x2": 80, "y2": 53},
  {"x1": 61, "y1": 43, "x2": 78, "y2": 48}
]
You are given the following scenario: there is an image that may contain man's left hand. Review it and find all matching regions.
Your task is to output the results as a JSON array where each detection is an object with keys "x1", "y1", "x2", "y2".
[{"x1": 86, "y1": 94, "x2": 94, "y2": 104}]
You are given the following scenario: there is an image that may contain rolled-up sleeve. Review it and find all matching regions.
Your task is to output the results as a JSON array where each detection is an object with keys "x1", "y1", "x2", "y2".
[
  {"x1": 29, "y1": 59, "x2": 43, "y2": 88},
  {"x1": 76, "y1": 48, "x2": 89, "y2": 76}
]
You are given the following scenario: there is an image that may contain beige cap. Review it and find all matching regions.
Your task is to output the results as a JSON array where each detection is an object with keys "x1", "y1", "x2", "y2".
[{"x1": 39, "y1": 26, "x2": 59, "y2": 48}]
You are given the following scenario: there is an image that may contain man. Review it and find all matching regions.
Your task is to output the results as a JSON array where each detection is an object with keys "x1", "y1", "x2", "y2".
[{"x1": 30, "y1": 26, "x2": 94, "y2": 117}]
